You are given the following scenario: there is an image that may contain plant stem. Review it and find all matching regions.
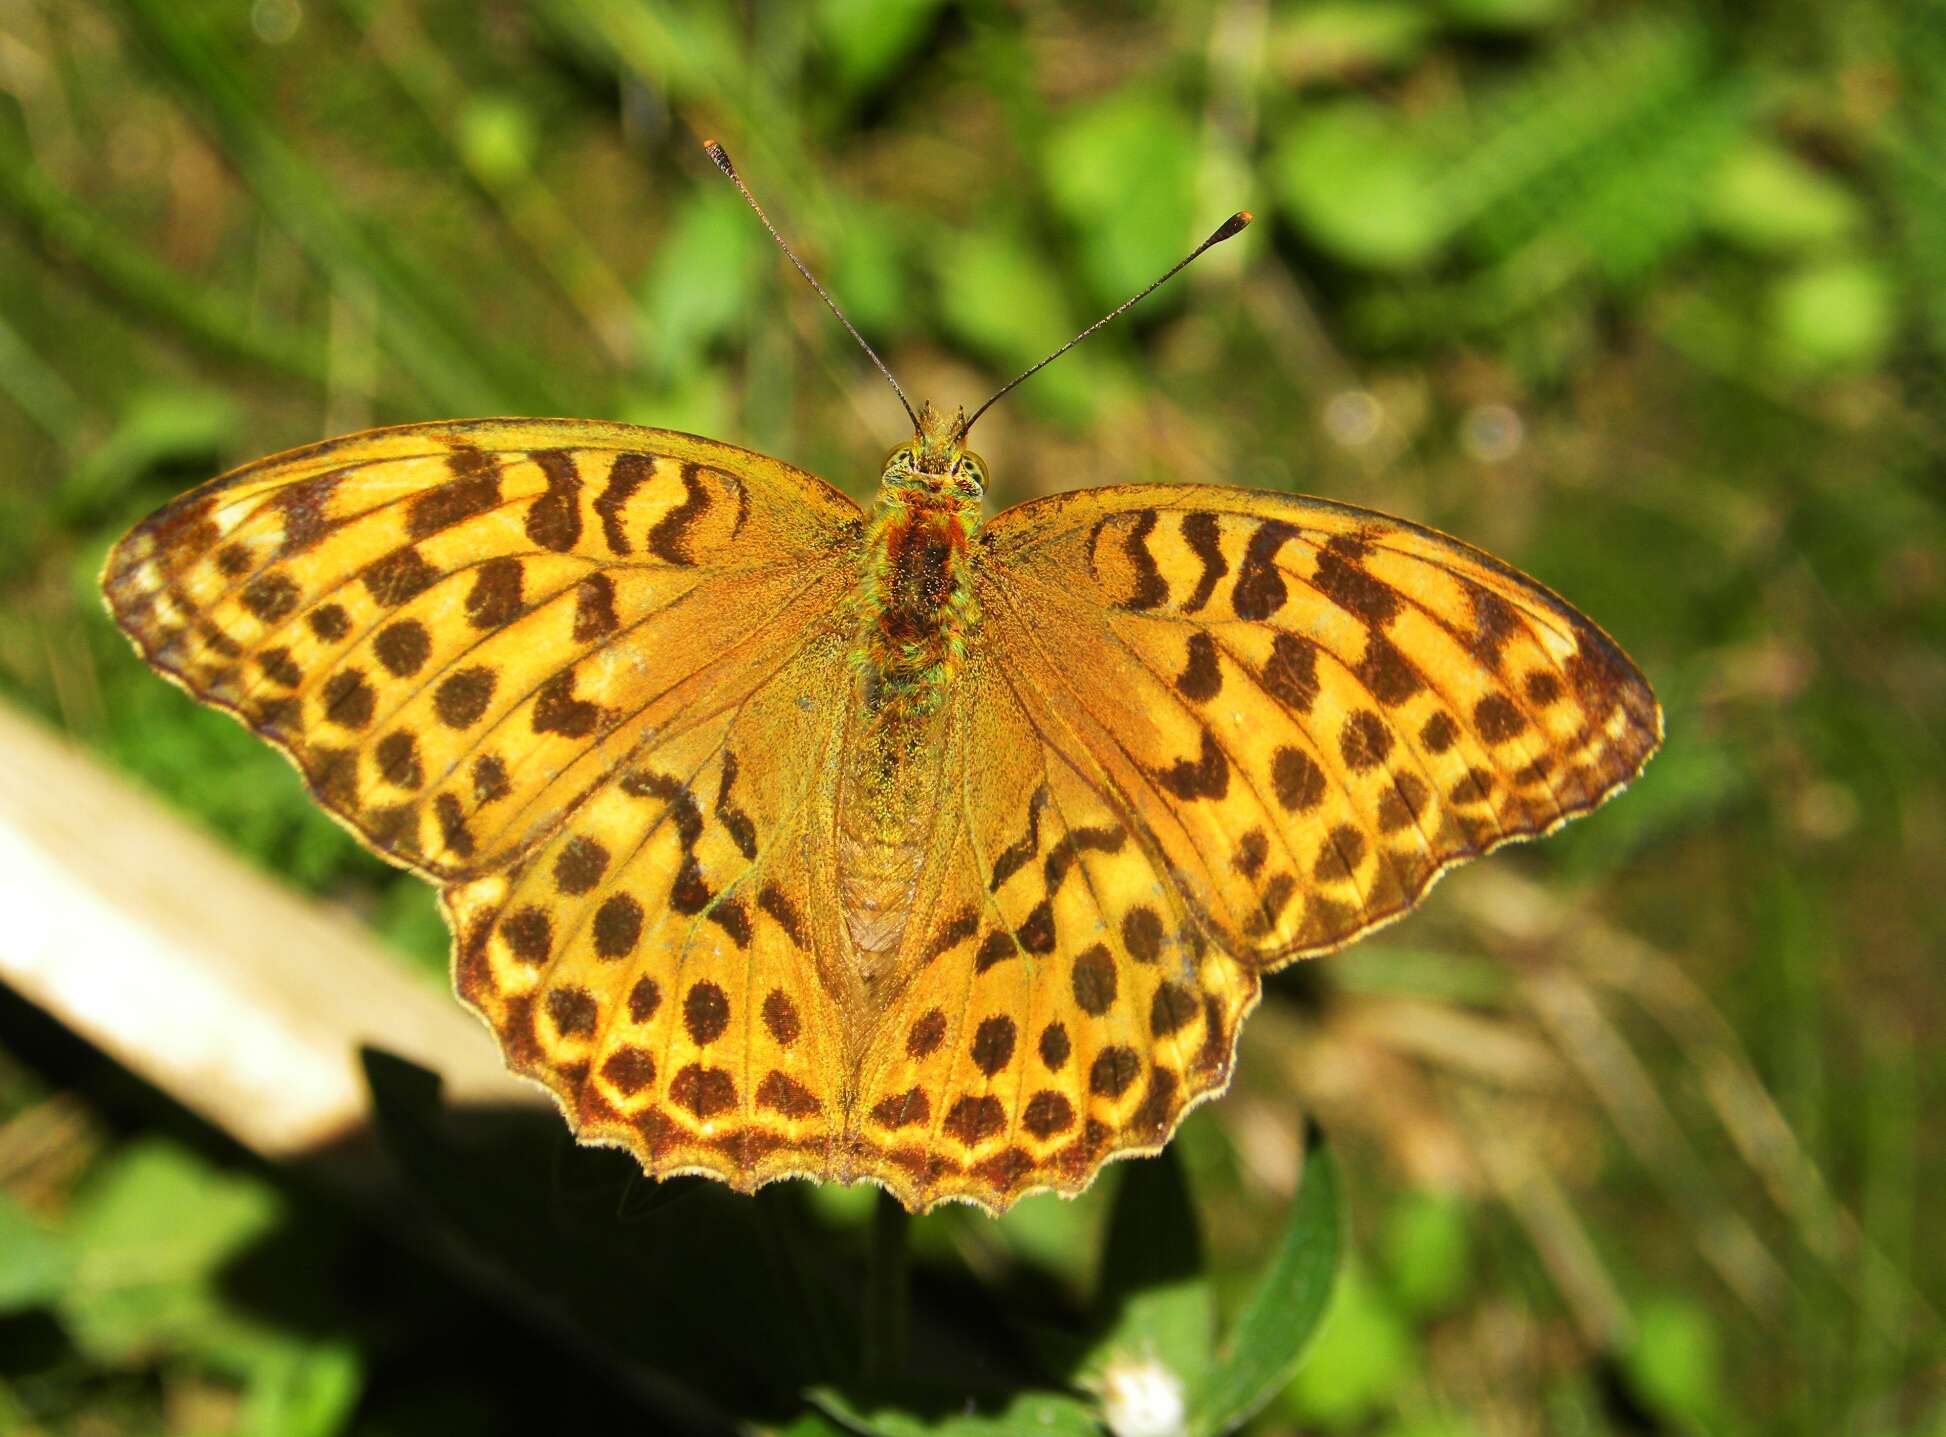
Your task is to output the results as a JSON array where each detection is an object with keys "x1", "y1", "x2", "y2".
[{"x1": 862, "y1": 1188, "x2": 911, "y2": 1387}]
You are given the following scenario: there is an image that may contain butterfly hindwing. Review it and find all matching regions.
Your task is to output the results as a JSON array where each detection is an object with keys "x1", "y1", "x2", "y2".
[
  {"x1": 845, "y1": 653, "x2": 1262, "y2": 1208},
  {"x1": 442, "y1": 627, "x2": 856, "y2": 1192}
]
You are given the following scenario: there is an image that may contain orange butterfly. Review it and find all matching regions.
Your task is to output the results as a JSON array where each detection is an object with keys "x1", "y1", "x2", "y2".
[{"x1": 102, "y1": 145, "x2": 1659, "y2": 1212}]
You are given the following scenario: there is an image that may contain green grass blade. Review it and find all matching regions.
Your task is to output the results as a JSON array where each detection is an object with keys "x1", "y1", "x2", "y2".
[
  {"x1": 1185, "y1": 1126, "x2": 1343, "y2": 1437},
  {"x1": 112, "y1": 0, "x2": 569, "y2": 416},
  {"x1": 0, "y1": 143, "x2": 327, "y2": 389}
]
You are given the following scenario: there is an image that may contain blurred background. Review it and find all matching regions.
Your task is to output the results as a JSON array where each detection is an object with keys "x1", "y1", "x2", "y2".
[{"x1": 1, "y1": 0, "x2": 1943, "y2": 1433}]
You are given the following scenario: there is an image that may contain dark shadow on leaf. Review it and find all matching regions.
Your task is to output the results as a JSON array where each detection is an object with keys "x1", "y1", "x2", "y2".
[{"x1": 351, "y1": 1048, "x2": 1077, "y2": 1429}]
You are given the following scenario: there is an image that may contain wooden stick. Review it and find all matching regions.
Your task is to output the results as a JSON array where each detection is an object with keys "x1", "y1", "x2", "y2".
[{"x1": 0, "y1": 701, "x2": 539, "y2": 1167}]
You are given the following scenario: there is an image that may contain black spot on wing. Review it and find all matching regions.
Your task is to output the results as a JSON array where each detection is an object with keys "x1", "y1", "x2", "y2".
[
  {"x1": 409, "y1": 447, "x2": 503, "y2": 538},
  {"x1": 1312, "y1": 546, "x2": 1399, "y2": 626},
  {"x1": 571, "y1": 572, "x2": 620, "y2": 642},
  {"x1": 1175, "y1": 632, "x2": 1223, "y2": 702},
  {"x1": 989, "y1": 786, "x2": 1050, "y2": 891},
  {"x1": 1232, "y1": 520, "x2": 1297, "y2": 620},
  {"x1": 714, "y1": 751, "x2": 758, "y2": 860},
  {"x1": 1155, "y1": 728, "x2": 1228, "y2": 801}
]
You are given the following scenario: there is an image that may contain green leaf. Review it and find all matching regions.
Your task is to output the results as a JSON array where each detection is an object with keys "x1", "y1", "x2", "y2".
[
  {"x1": 1086, "y1": 1147, "x2": 1215, "y2": 1384},
  {"x1": 1437, "y1": 12, "x2": 1723, "y2": 274},
  {"x1": 542, "y1": 0, "x2": 743, "y2": 101},
  {"x1": 639, "y1": 187, "x2": 770, "y2": 382},
  {"x1": 61, "y1": 388, "x2": 241, "y2": 525},
  {"x1": 1271, "y1": 103, "x2": 1450, "y2": 270},
  {"x1": 456, "y1": 94, "x2": 538, "y2": 185},
  {"x1": 932, "y1": 227, "x2": 1097, "y2": 425},
  {"x1": 58, "y1": 1139, "x2": 293, "y2": 1373},
  {"x1": 830, "y1": 205, "x2": 914, "y2": 340},
  {"x1": 1043, "y1": 93, "x2": 1202, "y2": 307},
  {"x1": 1622, "y1": 1295, "x2": 1727, "y2": 1433},
  {"x1": 1563, "y1": 77, "x2": 1753, "y2": 286},
  {"x1": 815, "y1": 0, "x2": 947, "y2": 95},
  {"x1": 779, "y1": 1413, "x2": 864, "y2": 1437},
  {"x1": 1441, "y1": 0, "x2": 1576, "y2": 32},
  {"x1": 981, "y1": 1186, "x2": 1100, "y2": 1281},
  {"x1": 1185, "y1": 1129, "x2": 1344, "y2": 1437},
  {"x1": 1278, "y1": 1267, "x2": 1416, "y2": 1432},
  {"x1": 812, "y1": 1384, "x2": 1101, "y2": 1437},
  {"x1": 1702, "y1": 141, "x2": 1863, "y2": 255},
  {"x1": 1268, "y1": 3, "x2": 1435, "y2": 80},
  {"x1": 618, "y1": 366, "x2": 735, "y2": 442},
  {"x1": 1379, "y1": 1190, "x2": 1472, "y2": 1319},
  {"x1": 238, "y1": 1343, "x2": 364, "y2": 1437},
  {"x1": 1768, "y1": 256, "x2": 1896, "y2": 377},
  {"x1": 0, "y1": 1192, "x2": 73, "y2": 1311}
]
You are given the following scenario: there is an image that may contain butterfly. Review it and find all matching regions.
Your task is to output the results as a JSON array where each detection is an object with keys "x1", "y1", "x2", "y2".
[{"x1": 100, "y1": 145, "x2": 1660, "y2": 1213}]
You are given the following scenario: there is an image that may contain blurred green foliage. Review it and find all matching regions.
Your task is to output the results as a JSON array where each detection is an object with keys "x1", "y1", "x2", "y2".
[{"x1": 0, "y1": 0, "x2": 1942, "y2": 1433}]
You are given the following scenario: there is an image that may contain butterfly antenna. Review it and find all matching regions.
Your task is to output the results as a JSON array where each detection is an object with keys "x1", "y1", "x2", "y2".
[
  {"x1": 959, "y1": 211, "x2": 1253, "y2": 440},
  {"x1": 705, "y1": 140, "x2": 920, "y2": 430}
]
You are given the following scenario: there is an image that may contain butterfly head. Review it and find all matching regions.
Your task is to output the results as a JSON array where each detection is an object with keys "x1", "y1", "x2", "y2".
[{"x1": 882, "y1": 400, "x2": 987, "y2": 501}]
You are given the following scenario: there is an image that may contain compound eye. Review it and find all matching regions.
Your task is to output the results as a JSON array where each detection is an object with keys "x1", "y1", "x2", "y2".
[
  {"x1": 883, "y1": 443, "x2": 914, "y2": 472},
  {"x1": 959, "y1": 450, "x2": 988, "y2": 489}
]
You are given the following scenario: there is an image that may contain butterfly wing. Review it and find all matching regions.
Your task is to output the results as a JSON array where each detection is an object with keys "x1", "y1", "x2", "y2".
[
  {"x1": 440, "y1": 624, "x2": 859, "y2": 1194},
  {"x1": 844, "y1": 652, "x2": 1263, "y2": 1209},
  {"x1": 846, "y1": 483, "x2": 1660, "y2": 1209},
  {"x1": 106, "y1": 434, "x2": 1662, "y2": 1210},
  {"x1": 103, "y1": 419, "x2": 864, "y2": 880},
  {"x1": 104, "y1": 418, "x2": 868, "y2": 1188},
  {"x1": 977, "y1": 483, "x2": 1661, "y2": 959}
]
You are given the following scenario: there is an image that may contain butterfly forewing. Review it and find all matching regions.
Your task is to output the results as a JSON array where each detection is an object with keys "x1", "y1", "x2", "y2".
[
  {"x1": 102, "y1": 420, "x2": 866, "y2": 881},
  {"x1": 974, "y1": 484, "x2": 1662, "y2": 968}
]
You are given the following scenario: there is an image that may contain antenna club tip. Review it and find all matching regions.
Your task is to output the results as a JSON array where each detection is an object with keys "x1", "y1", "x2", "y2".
[
  {"x1": 1210, "y1": 211, "x2": 1253, "y2": 243},
  {"x1": 704, "y1": 139, "x2": 736, "y2": 176}
]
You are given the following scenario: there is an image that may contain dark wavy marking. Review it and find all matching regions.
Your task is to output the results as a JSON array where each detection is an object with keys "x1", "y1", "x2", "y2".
[
  {"x1": 526, "y1": 450, "x2": 584, "y2": 552},
  {"x1": 595, "y1": 451, "x2": 654, "y2": 555},
  {"x1": 1180, "y1": 511, "x2": 1227, "y2": 613},
  {"x1": 648, "y1": 464, "x2": 710, "y2": 566}
]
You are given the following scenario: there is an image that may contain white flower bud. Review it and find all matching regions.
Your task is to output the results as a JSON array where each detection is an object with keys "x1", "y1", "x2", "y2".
[{"x1": 1095, "y1": 1352, "x2": 1187, "y2": 1437}]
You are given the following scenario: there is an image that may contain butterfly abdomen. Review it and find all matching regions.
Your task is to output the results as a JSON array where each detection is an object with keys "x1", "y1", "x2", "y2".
[
  {"x1": 832, "y1": 697, "x2": 955, "y2": 1007},
  {"x1": 853, "y1": 492, "x2": 982, "y2": 715}
]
